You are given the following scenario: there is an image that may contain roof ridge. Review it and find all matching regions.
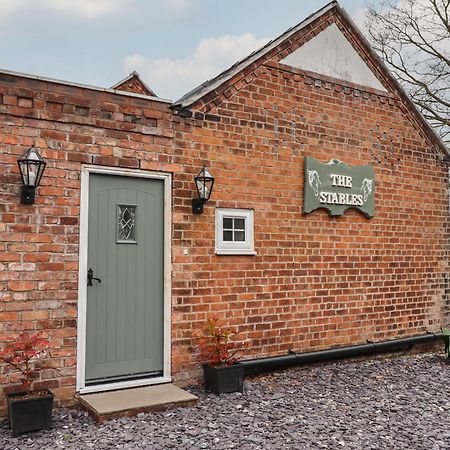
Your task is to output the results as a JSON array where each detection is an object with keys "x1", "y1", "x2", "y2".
[{"x1": 111, "y1": 71, "x2": 156, "y2": 97}]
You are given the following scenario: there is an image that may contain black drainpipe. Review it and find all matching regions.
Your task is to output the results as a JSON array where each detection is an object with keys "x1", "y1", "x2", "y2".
[{"x1": 238, "y1": 332, "x2": 442, "y2": 376}]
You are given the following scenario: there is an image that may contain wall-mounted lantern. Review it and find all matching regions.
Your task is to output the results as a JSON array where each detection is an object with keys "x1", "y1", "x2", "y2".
[
  {"x1": 192, "y1": 166, "x2": 214, "y2": 214},
  {"x1": 17, "y1": 145, "x2": 46, "y2": 204}
]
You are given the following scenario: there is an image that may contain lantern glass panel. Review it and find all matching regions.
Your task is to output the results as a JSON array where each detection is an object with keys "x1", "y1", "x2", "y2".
[
  {"x1": 196, "y1": 178, "x2": 210, "y2": 199},
  {"x1": 17, "y1": 146, "x2": 46, "y2": 187},
  {"x1": 195, "y1": 167, "x2": 214, "y2": 201}
]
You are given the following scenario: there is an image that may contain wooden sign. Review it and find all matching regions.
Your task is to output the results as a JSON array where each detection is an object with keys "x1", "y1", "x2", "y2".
[{"x1": 303, "y1": 157, "x2": 375, "y2": 218}]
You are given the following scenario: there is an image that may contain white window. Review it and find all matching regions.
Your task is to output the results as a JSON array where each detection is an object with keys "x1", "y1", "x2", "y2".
[{"x1": 215, "y1": 208, "x2": 256, "y2": 255}]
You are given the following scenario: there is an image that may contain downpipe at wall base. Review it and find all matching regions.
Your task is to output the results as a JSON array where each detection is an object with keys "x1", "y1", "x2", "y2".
[{"x1": 238, "y1": 332, "x2": 442, "y2": 376}]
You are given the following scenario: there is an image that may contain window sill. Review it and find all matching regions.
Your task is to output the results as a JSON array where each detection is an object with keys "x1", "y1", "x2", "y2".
[{"x1": 215, "y1": 249, "x2": 257, "y2": 256}]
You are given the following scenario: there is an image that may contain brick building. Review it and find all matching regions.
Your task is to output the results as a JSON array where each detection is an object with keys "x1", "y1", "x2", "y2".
[{"x1": 0, "y1": 1, "x2": 448, "y2": 413}]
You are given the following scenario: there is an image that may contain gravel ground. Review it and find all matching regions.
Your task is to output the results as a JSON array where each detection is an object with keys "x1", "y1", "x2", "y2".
[{"x1": 2, "y1": 352, "x2": 450, "y2": 449}]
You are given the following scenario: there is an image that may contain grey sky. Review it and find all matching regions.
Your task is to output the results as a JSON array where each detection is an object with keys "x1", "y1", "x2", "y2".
[{"x1": 0, "y1": 0, "x2": 373, "y2": 100}]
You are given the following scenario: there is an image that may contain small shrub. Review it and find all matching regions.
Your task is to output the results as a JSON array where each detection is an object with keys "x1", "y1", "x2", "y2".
[
  {"x1": 195, "y1": 317, "x2": 242, "y2": 366},
  {"x1": 0, "y1": 331, "x2": 50, "y2": 391}
]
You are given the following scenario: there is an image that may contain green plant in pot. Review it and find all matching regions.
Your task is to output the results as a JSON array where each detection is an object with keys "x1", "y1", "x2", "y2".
[
  {"x1": 196, "y1": 317, "x2": 245, "y2": 394},
  {"x1": 0, "y1": 331, "x2": 54, "y2": 436}
]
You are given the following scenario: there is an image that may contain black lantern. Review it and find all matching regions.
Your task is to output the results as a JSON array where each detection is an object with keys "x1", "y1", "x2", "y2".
[
  {"x1": 17, "y1": 145, "x2": 46, "y2": 204},
  {"x1": 192, "y1": 166, "x2": 214, "y2": 214}
]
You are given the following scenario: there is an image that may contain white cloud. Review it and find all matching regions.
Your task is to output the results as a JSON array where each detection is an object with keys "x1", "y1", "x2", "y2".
[
  {"x1": 43, "y1": 0, "x2": 131, "y2": 19},
  {"x1": 160, "y1": 0, "x2": 195, "y2": 15},
  {"x1": 0, "y1": 0, "x2": 27, "y2": 21},
  {"x1": 0, "y1": 0, "x2": 132, "y2": 22},
  {"x1": 124, "y1": 33, "x2": 270, "y2": 100}
]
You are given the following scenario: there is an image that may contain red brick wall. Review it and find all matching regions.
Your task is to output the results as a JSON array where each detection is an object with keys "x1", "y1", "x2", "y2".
[
  {"x1": 0, "y1": 10, "x2": 448, "y2": 414},
  {"x1": 0, "y1": 76, "x2": 179, "y2": 413},
  {"x1": 168, "y1": 12, "x2": 449, "y2": 383},
  {"x1": 171, "y1": 65, "x2": 449, "y2": 382}
]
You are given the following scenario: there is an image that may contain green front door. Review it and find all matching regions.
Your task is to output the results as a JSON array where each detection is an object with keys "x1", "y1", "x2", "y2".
[{"x1": 85, "y1": 174, "x2": 165, "y2": 384}]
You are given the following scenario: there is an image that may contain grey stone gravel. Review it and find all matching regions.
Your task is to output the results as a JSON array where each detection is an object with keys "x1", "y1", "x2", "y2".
[{"x1": 2, "y1": 352, "x2": 450, "y2": 449}]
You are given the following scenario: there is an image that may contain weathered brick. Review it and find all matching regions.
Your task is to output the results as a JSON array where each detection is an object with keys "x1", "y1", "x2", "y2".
[
  {"x1": 18, "y1": 97, "x2": 33, "y2": 108},
  {"x1": 3, "y1": 95, "x2": 17, "y2": 105}
]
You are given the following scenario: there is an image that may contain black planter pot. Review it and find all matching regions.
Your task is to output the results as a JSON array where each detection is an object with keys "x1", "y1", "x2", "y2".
[
  {"x1": 202, "y1": 364, "x2": 244, "y2": 394},
  {"x1": 6, "y1": 389, "x2": 54, "y2": 436}
]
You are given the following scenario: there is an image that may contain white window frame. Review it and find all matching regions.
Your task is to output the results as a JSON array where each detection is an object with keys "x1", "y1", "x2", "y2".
[{"x1": 215, "y1": 208, "x2": 256, "y2": 255}]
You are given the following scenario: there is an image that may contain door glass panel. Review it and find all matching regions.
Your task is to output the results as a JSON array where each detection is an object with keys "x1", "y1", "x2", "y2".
[{"x1": 117, "y1": 205, "x2": 137, "y2": 243}]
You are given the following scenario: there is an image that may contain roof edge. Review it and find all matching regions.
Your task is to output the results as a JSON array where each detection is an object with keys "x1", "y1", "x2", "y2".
[
  {"x1": 111, "y1": 71, "x2": 156, "y2": 97},
  {"x1": 0, "y1": 68, "x2": 171, "y2": 104},
  {"x1": 172, "y1": 1, "x2": 338, "y2": 108},
  {"x1": 111, "y1": 70, "x2": 139, "y2": 89}
]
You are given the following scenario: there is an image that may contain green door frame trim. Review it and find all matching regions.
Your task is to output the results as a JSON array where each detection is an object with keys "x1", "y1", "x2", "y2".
[{"x1": 76, "y1": 165, "x2": 172, "y2": 394}]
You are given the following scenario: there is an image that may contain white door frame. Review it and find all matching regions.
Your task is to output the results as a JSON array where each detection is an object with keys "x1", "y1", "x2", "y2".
[{"x1": 76, "y1": 165, "x2": 172, "y2": 394}]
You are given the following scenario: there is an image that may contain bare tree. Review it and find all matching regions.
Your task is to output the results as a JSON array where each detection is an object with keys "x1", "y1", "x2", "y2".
[{"x1": 366, "y1": 0, "x2": 450, "y2": 144}]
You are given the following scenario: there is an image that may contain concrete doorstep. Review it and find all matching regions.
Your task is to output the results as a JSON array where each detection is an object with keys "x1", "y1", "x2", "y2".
[{"x1": 79, "y1": 384, "x2": 198, "y2": 422}]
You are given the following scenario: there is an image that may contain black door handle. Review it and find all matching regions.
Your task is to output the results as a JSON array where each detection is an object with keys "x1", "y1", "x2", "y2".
[{"x1": 87, "y1": 268, "x2": 102, "y2": 286}]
